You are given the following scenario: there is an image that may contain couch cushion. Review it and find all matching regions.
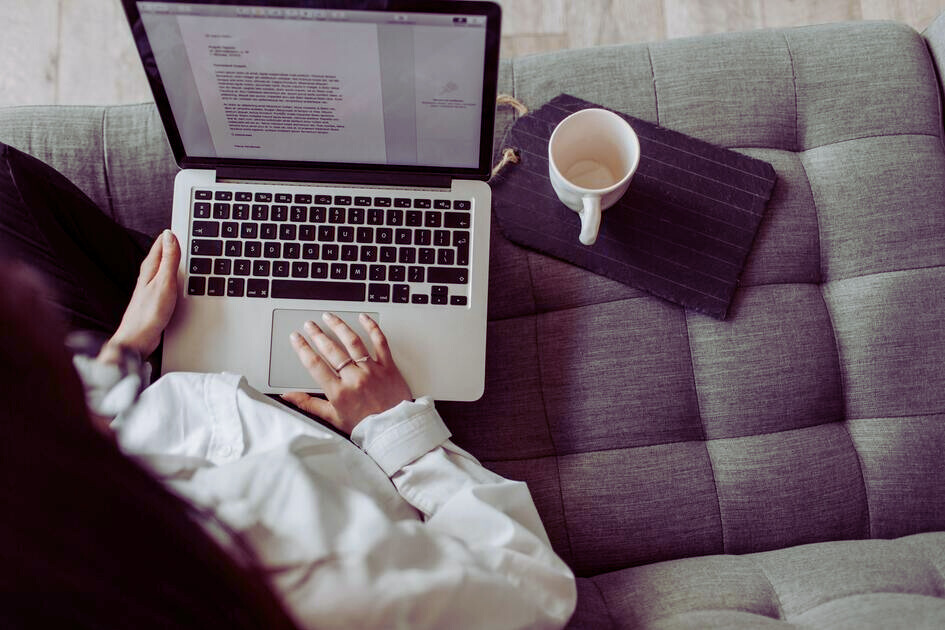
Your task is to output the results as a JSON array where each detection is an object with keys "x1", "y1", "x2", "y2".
[{"x1": 582, "y1": 533, "x2": 945, "y2": 629}]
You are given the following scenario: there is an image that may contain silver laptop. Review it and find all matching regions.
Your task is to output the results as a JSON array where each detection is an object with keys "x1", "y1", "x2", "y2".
[{"x1": 124, "y1": 0, "x2": 501, "y2": 400}]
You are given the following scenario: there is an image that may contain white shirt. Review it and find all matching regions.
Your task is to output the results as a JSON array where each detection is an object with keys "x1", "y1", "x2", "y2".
[{"x1": 104, "y1": 371, "x2": 576, "y2": 630}]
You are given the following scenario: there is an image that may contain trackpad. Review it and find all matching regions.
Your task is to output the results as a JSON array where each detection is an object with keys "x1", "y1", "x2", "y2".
[{"x1": 269, "y1": 309, "x2": 379, "y2": 390}]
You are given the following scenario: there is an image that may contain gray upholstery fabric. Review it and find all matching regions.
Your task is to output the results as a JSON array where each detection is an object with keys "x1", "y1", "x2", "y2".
[{"x1": 2, "y1": 14, "x2": 944, "y2": 630}]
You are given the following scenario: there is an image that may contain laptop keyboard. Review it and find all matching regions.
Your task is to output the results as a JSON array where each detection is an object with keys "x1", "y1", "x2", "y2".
[{"x1": 185, "y1": 187, "x2": 473, "y2": 306}]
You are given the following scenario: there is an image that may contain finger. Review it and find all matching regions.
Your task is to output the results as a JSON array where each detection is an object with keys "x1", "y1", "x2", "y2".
[
  {"x1": 359, "y1": 313, "x2": 393, "y2": 366},
  {"x1": 303, "y1": 320, "x2": 351, "y2": 372},
  {"x1": 281, "y1": 391, "x2": 339, "y2": 424},
  {"x1": 322, "y1": 312, "x2": 371, "y2": 362},
  {"x1": 155, "y1": 230, "x2": 181, "y2": 282},
  {"x1": 290, "y1": 331, "x2": 338, "y2": 388},
  {"x1": 138, "y1": 231, "x2": 166, "y2": 284}
]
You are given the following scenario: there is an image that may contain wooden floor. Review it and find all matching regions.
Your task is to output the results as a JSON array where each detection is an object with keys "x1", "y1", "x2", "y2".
[{"x1": 2, "y1": 0, "x2": 944, "y2": 107}]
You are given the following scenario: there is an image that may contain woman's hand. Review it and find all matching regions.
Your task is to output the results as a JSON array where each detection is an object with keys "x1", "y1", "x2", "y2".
[
  {"x1": 281, "y1": 312, "x2": 413, "y2": 434},
  {"x1": 103, "y1": 230, "x2": 180, "y2": 360}
]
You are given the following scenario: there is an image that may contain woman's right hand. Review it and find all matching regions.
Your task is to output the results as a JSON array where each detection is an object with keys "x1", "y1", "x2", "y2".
[{"x1": 281, "y1": 312, "x2": 413, "y2": 434}]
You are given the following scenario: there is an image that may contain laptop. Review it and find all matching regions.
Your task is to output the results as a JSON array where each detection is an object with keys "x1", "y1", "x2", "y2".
[{"x1": 123, "y1": 0, "x2": 501, "y2": 400}]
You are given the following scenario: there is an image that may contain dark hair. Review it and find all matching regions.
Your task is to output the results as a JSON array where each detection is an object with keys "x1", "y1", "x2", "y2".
[{"x1": 0, "y1": 261, "x2": 300, "y2": 629}]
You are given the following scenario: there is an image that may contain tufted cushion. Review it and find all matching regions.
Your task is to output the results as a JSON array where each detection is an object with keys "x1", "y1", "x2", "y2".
[{"x1": 443, "y1": 19, "x2": 945, "y2": 628}]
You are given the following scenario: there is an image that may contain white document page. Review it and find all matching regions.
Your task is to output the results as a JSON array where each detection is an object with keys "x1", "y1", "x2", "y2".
[{"x1": 176, "y1": 15, "x2": 387, "y2": 163}]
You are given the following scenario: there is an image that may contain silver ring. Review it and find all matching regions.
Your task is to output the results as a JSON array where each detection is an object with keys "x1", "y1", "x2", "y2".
[
  {"x1": 354, "y1": 356, "x2": 370, "y2": 364},
  {"x1": 333, "y1": 358, "x2": 354, "y2": 371}
]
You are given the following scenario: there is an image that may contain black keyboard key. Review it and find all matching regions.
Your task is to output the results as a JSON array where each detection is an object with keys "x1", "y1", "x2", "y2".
[
  {"x1": 272, "y1": 279, "x2": 366, "y2": 301},
  {"x1": 235, "y1": 191, "x2": 253, "y2": 202},
  {"x1": 191, "y1": 239, "x2": 223, "y2": 256},
  {"x1": 214, "y1": 190, "x2": 233, "y2": 201},
  {"x1": 261, "y1": 223, "x2": 278, "y2": 240},
  {"x1": 394, "y1": 198, "x2": 411, "y2": 208},
  {"x1": 376, "y1": 228, "x2": 393, "y2": 244},
  {"x1": 434, "y1": 199, "x2": 451, "y2": 209},
  {"x1": 341, "y1": 245, "x2": 358, "y2": 261},
  {"x1": 350, "y1": 264, "x2": 366, "y2": 280},
  {"x1": 254, "y1": 192, "x2": 272, "y2": 202},
  {"x1": 318, "y1": 225, "x2": 335, "y2": 242},
  {"x1": 292, "y1": 262, "x2": 309, "y2": 278},
  {"x1": 360, "y1": 245, "x2": 377, "y2": 262},
  {"x1": 194, "y1": 190, "x2": 212, "y2": 200},
  {"x1": 241, "y1": 223, "x2": 258, "y2": 239},
  {"x1": 395, "y1": 228, "x2": 412, "y2": 245},
  {"x1": 399, "y1": 248, "x2": 417, "y2": 264},
  {"x1": 454, "y1": 200, "x2": 471, "y2": 210},
  {"x1": 389, "y1": 265, "x2": 405, "y2": 282},
  {"x1": 188, "y1": 276, "x2": 206, "y2": 295},
  {"x1": 234, "y1": 259, "x2": 251, "y2": 276},
  {"x1": 322, "y1": 244, "x2": 339, "y2": 260},
  {"x1": 368, "y1": 283, "x2": 390, "y2": 302},
  {"x1": 380, "y1": 246, "x2": 397, "y2": 263},
  {"x1": 450, "y1": 295, "x2": 468, "y2": 306},
  {"x1": 222, "y1": 222, "x2": 239, "y2": 238},
  {"x1": 367, "y1": 208, "x2": 385, "y2": 225},
  {"x1": 299, "y1": 225, "x2": 315, "y2": 241},
  {"x1": 356, "y1": 227, "x2": 374, "y2": 243},
  {"x1": 337, "y1": 226, "x2": 355, "y2": 243},
  {"x1": 294, "y1": 193, "x2": 312, "y2": 204},
  {"x1": 280, "y1": 224, "x2": 297, "y2": 240},
  {"x1": 444, "y1": 212, "x2": 471, "y2": 228},
  {"x1": 225, "y1": 240, "x2": 242, "y2": 257},
  {"x1": 284, "y1": 243, "x2": 300, "y2": 259},
  {"x1": 369, "y1": 265, "x2": 386, "y2": 281},
  {"x1": 214, "y1": 259, "x2": 232, "y2": 275},
  {"x1": 311, "y1": 262, "x2": 328, "y2": 278},
  {"x1": 247, "y1": 279, "x2": 269, "y2": 298},
  {"x1": 408, "y1": 266, "x2": 425, "y2": 283},
  {"x1": 252, "y1": 204, "x2": 269, "y2": 221},
  {"x1": 334, "y1": 195, "x2": 352, "y2": 205},
  {"x1": 438, "y1": 249, "x2": 455, "y2": 265},
  {"x1": 314, "y1": 195, "x2": 332, "y2": 204},
  {"x1": 213, "y1": 203, "x2": 230, "y2": 219},
  {"x1": 424, "y1": 211, "x2": 442, "y2": 228},
  {"x1": 412, "y1": 294, "x2": 429, "y2": 304},
  {"x1": 233, "y1": 203, "x2": 250, "y2": 220},
  {"x1": 393, "y1": 284, "x2": 410, "y2": 303},
  {"x1": 329, "y1": 207, "x2": 346, "y2": 224},
  {"x1": 457, "y1": 243, "x2": 470, "y2": 266},
  {"x1": 290, "y1": 206, "x2": 307, "y2": 222},
  {"x1": 275, "y1": 193, "x2": 292, "y2": 203},
  {"x1": 331, "y1": 263, "x2": 347, "y2": 280},
  {"x1": 310, "y1": 207, "x2": 327, "y2": 223},
  {"x1": 227, "y1": 278, "x2": 245, "y2": 297},
  {"x1": 416, "y1": 229, "x2": 432, "y2": 246},
  {"x1": 349, "y1": 208, "x2": 365, "y2": 224},
  {"x1": 264, "y1": 242, "x2": 281, "y2": 258},
  {"x1": 207, "y1": 277, "x2": 225, "y2": 296},
  {"x1": 434, "y1": 230, "x2": 450, "y2": 246},
  {"x1": 374, "y1": 197, "x2": 392, "y2": 207},
  {"x1": 418, "y1": 248, "x2": 435, "y2": 264},
  {"x1": 414, "y1": 198, "x2": 432, "y2": 209},
  {"x1": 253, "y1": 260, "x2": 270, "y2": 276},
  {"x1": 273, "y1": 260, "x2": 290, "y2": 277},
  {"x1": 432, "y1": 294, "x2": 448, "y2": 305},
  {"x1": 386, "y1": 209, "x2": 403, "y2": 226},
  {"x1": 245, "y1": 241, "x2": 262, "y2": 258},
  {"x1": 427, "y1": 267, "x2": 468, "y2": 284},
  {"x1": 192, "y1": 220, "x2": 219, "y2": 237},
  {"x1": 272, "y1": 205, "x2": 288, "y2": 221},
  {"x1": 193, "y1": 202, "x2": 211, "y2": 218},
  {"x1": 354, "y1": 196, "x2": 371, "y2": 207},
  {"x1": 452, "y1": 230, "x2": 470, "y2": 247},
  {"x1": 303, "y1": 243, "x2": 320, "y2": 259},
  {"x1": 431, "y1": 285, "x2": 448, "y2": 297},
  {"x1": 406, "y1": 211, "x2": 423, "y2": 227}
]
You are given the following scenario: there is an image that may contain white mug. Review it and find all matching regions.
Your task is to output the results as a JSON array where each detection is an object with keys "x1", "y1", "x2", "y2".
[{"x1": 548, "y1": 108, "x2": 641, "y2": 245}]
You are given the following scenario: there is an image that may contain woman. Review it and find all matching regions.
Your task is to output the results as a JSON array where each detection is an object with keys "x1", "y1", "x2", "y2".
[{"x1": 0, "y1": 142, "x2": 576, "y2": 629}]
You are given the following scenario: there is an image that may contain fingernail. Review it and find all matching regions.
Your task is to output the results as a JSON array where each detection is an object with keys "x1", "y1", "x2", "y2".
[
  {"x1": 304, "y1": 320, "x2": 318, "y2": 333},
  {"x1": 162, "y1": 229, "x2": 174, "y2": 246},
  {"x1": 322, "y1": 312, "x2": 337, "y2": 321},
  {"x1": 289, "y1": 331, "x2": 301, "y2": 343}
]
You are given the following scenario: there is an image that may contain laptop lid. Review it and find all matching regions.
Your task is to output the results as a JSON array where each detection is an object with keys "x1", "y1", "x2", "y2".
[{"x1": 123, "y1": 0, "x2": 502, "y2": 187}]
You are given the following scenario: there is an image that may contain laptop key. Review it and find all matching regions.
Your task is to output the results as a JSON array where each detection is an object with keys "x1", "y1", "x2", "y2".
[
  {"x1": 192, "y1": 220, "x2": 219, "y2": 237},
  {"x1": 272, "y1": 279, "x2": 366, "y2": 301},
  {"x1": 311, "y1": 263, "x2": 328, "y2": 279},
  {"x1": 294, "y1": 193, "x2": 312, "y2": 204},
  {"x1": 233, "y1": 203, "x2": 250, "y2": 220},
  {"x1": 368, "y1": 283, "x2": 390, "y2": 302},
  {"x1": 433, "y1": 199, "x2": 451, "y2": 209},
  {"x1": 235, "y1": 191, "x2": 252, "y2": 202},
  {"x1": 394, "y1": 198, "x2": 411, "y2": 208},
  {"x1": 411, "y1": 294, "x2": 429, "y2": 304},
  {"x1": 414, "y1": 198, "x2": 432, "y2": 209},
  {"x1": 450, "y1": 295, "x2": 468, "y2": 306},
  {"x1": 214, "y1": 259, "x2": 231, "y2": 275},
  {"x1": 273, "y1": 260, "x2": 290, "y2": 277},
  {"x1": 254, "y1": 192, "x2": 272, "y2": 202},
  {"x1": 331, "y1": 263, "x2": 347, "y2": 280},
  {"x1": 193, "y1": 202, "x2": 211, "y2": 218},
  {"x1": 187, "y1": 276, "x2": 206, "y2": 295},
  {"x1": 406, "y1": 210, "x2": 422, "y2": 227},
  {"x1": 191, "y1": 239, "x2": 223, "y2": 256},
  {"x1": 454, "y1": 200, "x2": 471, "y2": 211},
  {"x1": 253, "y1": 260, "x2": 270, "y2": 276},
  {"x1": 389, "y1": 265, "x2": 406, "y2": 282},
  {"x1": 234, "y1": 260, "x2": 251, "y2": 276},
  {"x1": 207, "y1": 277, "x2": 225, "y2": 296},
  {"x1": 194, "y1": 190, "x2": 212, "y2": 200},
  {"x1": 374, "y1": 197, "x2": 392, "y2": 207},
  {"x1": 247, "y1": 279, "x2": 269, "y2": 298},
  {"x1": 292, "y1": 262, "x2": 309, "y2": 278},
  {"x1": 427, "y1": 267, "x2": 468, "y2": 284},
  {"x1": 314, "y1": 195, "x2": 332, "y2": 204},
  {"x1": 227, "y1": 278, "x2": 245, "y2": 297},
  {"x1": 444, "y1": 212, "x2": 471, "y2": 228},
  {"x1": 393, "y1": 284, "x2": 410, "y2": 303},
  {"x1": 213, "y1": 203, "x2": 230, "y2": 219},
  {"x1": 334, "y1": 195, "x2": 352, "y2": 205},
  {"x1": 271, "y1": 205, "x2": 288, "y2": 221},
  {"x1": 214, "y1": 191, "x2": 233, "y2": 201},
  {"x1": 275, "y1": 193, "x2": 292, "y2": 203}
]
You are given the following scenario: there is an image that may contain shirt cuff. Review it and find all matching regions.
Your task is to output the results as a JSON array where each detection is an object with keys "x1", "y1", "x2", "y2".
[{"x1": 350, "y1": 397, "x2": 450, "y2": 477}]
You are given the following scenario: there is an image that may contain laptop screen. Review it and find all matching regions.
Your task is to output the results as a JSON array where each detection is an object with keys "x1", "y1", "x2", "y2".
[{"x1": 126, "y1": 1, "x2": 501, "y2": 180}]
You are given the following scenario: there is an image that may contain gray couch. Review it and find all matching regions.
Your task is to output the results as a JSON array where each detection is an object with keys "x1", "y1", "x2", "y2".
[{"x1": 3, "y1": 13, "x2": 945, "y2": 630}]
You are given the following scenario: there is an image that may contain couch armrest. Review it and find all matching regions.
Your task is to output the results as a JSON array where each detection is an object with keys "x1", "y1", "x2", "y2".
[{"x1": 923, "y1": 11, "x2": 945, "y2": 125}]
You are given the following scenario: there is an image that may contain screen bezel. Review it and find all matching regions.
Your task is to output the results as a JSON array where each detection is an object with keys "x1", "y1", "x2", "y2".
[{"x1": 122, "y1": 0, "x2": 502, "y2": 183}]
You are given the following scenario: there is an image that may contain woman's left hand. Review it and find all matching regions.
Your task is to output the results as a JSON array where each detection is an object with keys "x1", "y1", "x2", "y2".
[{"x1": 281, "y1": 312, "x2": 413, "y2": 434}]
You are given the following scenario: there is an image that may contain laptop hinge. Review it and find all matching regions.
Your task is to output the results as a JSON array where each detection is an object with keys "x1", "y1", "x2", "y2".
[{"x1": 212, "y1": 165, "x2": 454, "y2": 189}]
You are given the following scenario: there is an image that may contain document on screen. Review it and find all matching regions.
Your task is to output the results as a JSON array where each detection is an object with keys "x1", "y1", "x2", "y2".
[{"x1": 176, "y1": 15, "x2": 387, "y2": 163}]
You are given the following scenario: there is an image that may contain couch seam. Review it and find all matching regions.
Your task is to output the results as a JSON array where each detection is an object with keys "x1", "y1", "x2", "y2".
[
  {"x1": 100, "y1": 106, "x2": 116, "y2": 221},
  {"x1": 589, "y1": 575, "x2": 619, "y2": 629},
  {"x1": 525, "y1": 250, "x2": 577, "y2": 566},
  {"x1": 683, "y1": 311, "x2": 725, "y2": 554},
  {"x1": 646, "y1": 43, "x2": 659, "y2": 126},
  {"x1": 782, "y1": 31, "x2": 800, "y2": 152},
  {"x1": 754, "y1": 560, "x2": 788, "y2": 621}
]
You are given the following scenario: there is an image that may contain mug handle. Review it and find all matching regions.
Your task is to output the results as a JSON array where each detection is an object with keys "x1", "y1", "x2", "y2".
[{"x1": 579, "y1": 195, "x2": 602, "y2": 245}]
